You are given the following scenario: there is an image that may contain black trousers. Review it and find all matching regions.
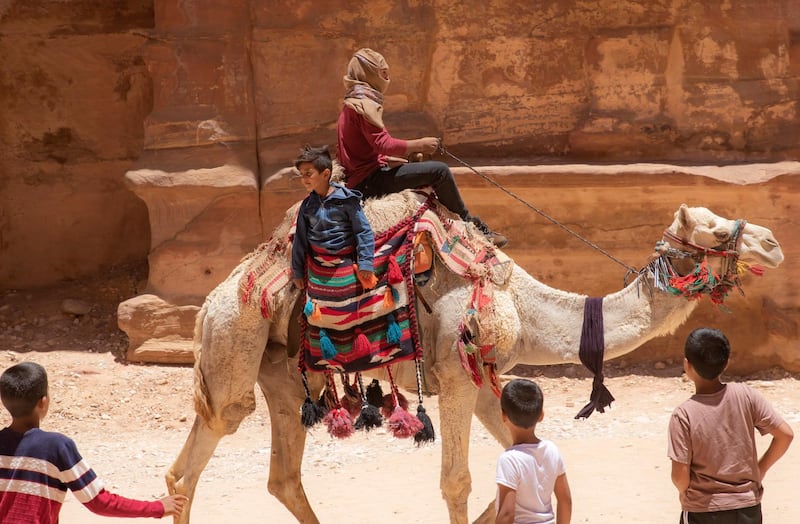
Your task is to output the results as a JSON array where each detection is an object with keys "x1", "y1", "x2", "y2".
[
  {"x1": 680, "y1": 504, "x2": 762, "y2": 524},
  {"x1": 354, "y1": 161, "x2": 469, "y2": 219}
]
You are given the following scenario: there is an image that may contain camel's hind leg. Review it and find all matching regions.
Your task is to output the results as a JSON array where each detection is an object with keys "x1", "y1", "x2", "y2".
[{"x1": 256, "y1": 346, "x2": 323, "y2": 524}]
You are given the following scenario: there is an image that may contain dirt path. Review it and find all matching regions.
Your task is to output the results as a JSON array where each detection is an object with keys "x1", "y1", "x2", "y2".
[
  {"x1": 0, "y1": 350, "x2": 796, "y2": 523},
  {"x1": 1, "y1": 276, "x2": 797, "y2": 522}
]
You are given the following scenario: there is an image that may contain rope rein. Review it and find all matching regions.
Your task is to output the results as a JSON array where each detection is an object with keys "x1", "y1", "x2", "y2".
[{"x1": 437, "y1": 143, "x2": 639, "y2": 275}]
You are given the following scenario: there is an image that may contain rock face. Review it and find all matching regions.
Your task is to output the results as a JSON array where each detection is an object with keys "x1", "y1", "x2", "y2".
[{"x1": 1, "y1": 1, "x2": 798, "y2": 370}]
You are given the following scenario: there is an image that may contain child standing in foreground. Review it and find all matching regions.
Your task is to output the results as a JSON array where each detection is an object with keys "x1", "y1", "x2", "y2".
[
  {"x1": 0, "y1": 361, "x2": 187, "y2": 523},
  {"x1": 496, "y1": 378, "x2": 572, "y2": 524},
  {"x1": 668, "y1": 327, "x2": 794, "y2": 524},
  {"x1": 291, "y1": 144, "x2": 375, "y2": 291}
]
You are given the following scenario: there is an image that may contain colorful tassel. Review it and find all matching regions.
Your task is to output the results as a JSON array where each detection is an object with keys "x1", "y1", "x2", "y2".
[
  {"x1": 388, "y1": 255, "x2": 404, "y2": 284},
  {"x1": 383, "y1": 286, "x2": 395, "y2": 308},
  {"x1": 260, "y1": 288, "x2": 271, "y2": 319},
  {"x1": 413, "y1": 404, "x2": 435, "y2": 445},
  {"x1": 387, "y1": 405, "x2": 424, "y2": 439},
  {"x1": 301, "y1": 397, "x2": 325, "y2": 428},
  {"x1": 353, "y1": 328, "x2": 371, "y2": 354},
  {"x1": 323, "y1": 407, "x2": 354, "y2": 439},
  {"x1": 354, "y1": 264, "x2": 378, "y2": 289},
  {"x1": 387, "y1": 313, "x2": 401, "y2": 344},
  {"x1": 737, "y1": 261, "x2": 764, "y2": 276},
  {"x1": 365, "y1": 379, "x2": 384, "y2": 408},
  {"x1": 303, "y1": 298, "x2": 314, "y2": 317},
  {"x1": 311, "y1": 301, "x2": 321, "y2": 321},
  {"x1": 354, "y1": 402, "x2": 383, "y2": 431},
  {"x1": 320, "y1": 329, "x2": 336, "y2": 360}
]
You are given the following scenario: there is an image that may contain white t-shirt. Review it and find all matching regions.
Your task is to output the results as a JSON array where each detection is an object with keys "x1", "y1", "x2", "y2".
[{"x1": 495, "y1": 439, "x2": 566, "y2": 524}]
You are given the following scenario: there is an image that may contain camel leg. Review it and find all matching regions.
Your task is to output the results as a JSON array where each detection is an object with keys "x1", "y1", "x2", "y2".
[
  {"x1": 469, "y1": 387, "x2": 512, "y2": 524},
  {"x1": 166, "y1": 417, "x2": 227, "y2": 524},
  {"x1": 435, "y1": 364, "x2": 481, "y2": 524},
  {"x1": 256, "y1": 350, "x2": 322, "y2": 524}
]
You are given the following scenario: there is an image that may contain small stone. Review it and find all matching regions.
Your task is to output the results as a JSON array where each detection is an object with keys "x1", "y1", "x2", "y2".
[
  {"x1": 61, "y1": 299, "x2": 92, "y2": 316},
  {"x1": 654, "y1": 361, "x2": 667, "y2": 370}
]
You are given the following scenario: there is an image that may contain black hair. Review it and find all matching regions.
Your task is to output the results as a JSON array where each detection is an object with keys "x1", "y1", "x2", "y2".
[
  {"x1": 0, "y1": 361, "x2": 48, "y2": 418},
  {"x1": 293, "y1": 144, "x2": 333, "y2": 173},
  {"x1": 500, "y1": 378, "x2": 543, "y2": 429},
  {"x1": 684, "y1": 327, "x2": 730, "y2": 380}
]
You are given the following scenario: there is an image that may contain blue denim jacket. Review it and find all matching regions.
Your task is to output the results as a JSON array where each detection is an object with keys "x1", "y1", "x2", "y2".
[{"x1": 291, "y1": 183, "x2": 375, "y2": 280}]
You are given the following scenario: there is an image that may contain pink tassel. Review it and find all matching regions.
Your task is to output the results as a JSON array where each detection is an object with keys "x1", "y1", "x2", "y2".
[
  {"x1": 380, "y1": 391, "x2": 409, "y2": 420},
  {"x1": 323, "y1": 407, "x2": 354, "y2": 439},
  {"x1": 388, "y1": 256, "x2": 403, "y2": 284},
  {"x1": 387, "y1": 405, "x2": 424, "y2": 438}
]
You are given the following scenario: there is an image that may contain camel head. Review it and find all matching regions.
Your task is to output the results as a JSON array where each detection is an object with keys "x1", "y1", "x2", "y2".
[{"x1": 666, "y1": 203, "x2": 784, "y2": 269}]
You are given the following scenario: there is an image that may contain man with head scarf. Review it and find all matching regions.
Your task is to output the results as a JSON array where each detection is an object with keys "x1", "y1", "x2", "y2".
[{"x1": 336, "y1": 48, "x2": 507, "y2": 248}]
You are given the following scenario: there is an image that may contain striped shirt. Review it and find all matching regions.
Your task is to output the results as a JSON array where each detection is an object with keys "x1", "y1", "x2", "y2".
[{"x1": 0, "y1": 427, "x2": 163, "y2": 523}]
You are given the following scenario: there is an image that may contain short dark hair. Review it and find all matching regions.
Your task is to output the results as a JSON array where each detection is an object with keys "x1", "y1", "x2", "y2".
[
  {"x1": 293, "y1": 144, "x2": 332, "y2": 173},
  {"x1": 0, "y1": 362, "x2": 48, "y2": 418},
  {"x1": 685, "y1": 327, "x2": 730, "y2": 380},
  {"x1": 500, "y1": 378, "x2": 543, "y2": 429}
]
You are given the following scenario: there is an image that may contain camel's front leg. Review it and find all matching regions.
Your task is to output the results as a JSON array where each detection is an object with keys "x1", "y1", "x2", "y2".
[
  {"x1": 470, "y1": 386, "x2": 511, "y2": 524},
  {"x1": 257, "y1": 350, "x2": 322, "y2": 524},
  {"x1": 166, "y1": 417, "x2": 227, "y2": 524},
  {"x1": 435, "y1": 362, "x2": 481, "y2": 524}
]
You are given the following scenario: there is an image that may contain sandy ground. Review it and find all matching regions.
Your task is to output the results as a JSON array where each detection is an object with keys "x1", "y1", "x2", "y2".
[{"x1": 0, "y1": 274, "x2": 798, "y2": 523}]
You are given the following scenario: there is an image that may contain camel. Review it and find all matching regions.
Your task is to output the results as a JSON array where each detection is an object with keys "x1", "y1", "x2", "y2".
[{"x1": 165, "y1": 191, "x2": 784, "y2": 524}]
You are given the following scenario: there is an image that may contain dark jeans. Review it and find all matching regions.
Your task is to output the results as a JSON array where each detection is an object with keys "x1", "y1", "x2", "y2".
[
  {"x1": 680, "y1": 504, "x2": 762, "y2": 524},
  {"x1": 354, "y1": 161, "x2": 469, "y2": 219}
]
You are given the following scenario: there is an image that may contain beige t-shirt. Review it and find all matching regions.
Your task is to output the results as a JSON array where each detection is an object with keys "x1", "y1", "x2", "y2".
[{"x1": 667, "y1": 382, "x2": 784, "y2": 512}]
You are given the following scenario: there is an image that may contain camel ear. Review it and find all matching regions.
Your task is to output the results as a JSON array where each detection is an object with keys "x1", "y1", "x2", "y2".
[{"x1": 677, "y1": 204, "x2": 693, "y2": 229}]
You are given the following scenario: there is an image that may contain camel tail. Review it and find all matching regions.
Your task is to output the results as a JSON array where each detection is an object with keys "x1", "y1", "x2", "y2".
[{"x1": 191, "y1": 301, "x2": 214, "y2": 424}]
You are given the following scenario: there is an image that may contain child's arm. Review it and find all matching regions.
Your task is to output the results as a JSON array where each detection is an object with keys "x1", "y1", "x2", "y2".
[
  {"x1": 350, "y1": 205, "x2": 375, "y2": 275},
  {"x1": 83, "y1": 489, "x2": 187, "y2": 519},
  {"x1": 553, "y1": 472, "x2": 572, "y2": 524},
  {"x1": 671, "y1": 460, "x2": 690, "y2": 493},
  {"x1": 495, "y1": 484, "x2": 516, "y2": 524},
  {"x1": 291, "y1": 205, "x2": 309, "y2": 289},
  {"x1": 758, "y1": 421, "x2": 794, "y2": 480}
]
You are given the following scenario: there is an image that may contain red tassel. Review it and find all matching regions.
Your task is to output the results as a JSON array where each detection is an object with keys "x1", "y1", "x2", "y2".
[
  {"x1": 381, "y1": 391, "x2": 409, "y2": 419},
  {"x1": 388, "y1": 256, "x2": 404, "y2": 284},
  {"x1": 259, "y1": 288, "x2": 270, "y2": 319},
  {"x1": 323, "y1": 407, "x2": 354, "y2": 439},
  {"x1": 746, "y1": 263, "x2": 764, "y2": 276},
  {"x1": 241, "y1": 272, "x2": 255, "y2": 304},
  {"x1": 387, "y1": 405, "x2": 424, "y2": 438},
  {"x1": 353, "y1": 328, "x2": 371, "y2": 355}
]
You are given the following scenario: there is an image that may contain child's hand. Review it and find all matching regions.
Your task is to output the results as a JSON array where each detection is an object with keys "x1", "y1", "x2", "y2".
[
  {"x1": 160, "y1": 494, "x2": 188, "y2": 517},
  {"x1": 293, "y1": 278, "x2": 305, "y2": 289}
]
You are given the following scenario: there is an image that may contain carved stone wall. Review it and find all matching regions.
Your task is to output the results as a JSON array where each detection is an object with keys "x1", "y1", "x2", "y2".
[{"x1": 1, "y1": 1, "x2": 798, "y2": 370}]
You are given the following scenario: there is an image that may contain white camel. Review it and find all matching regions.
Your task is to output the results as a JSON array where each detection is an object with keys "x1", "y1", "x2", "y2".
[{"x1": 165, "y1": 191, "x2": 784, "y2": 524}]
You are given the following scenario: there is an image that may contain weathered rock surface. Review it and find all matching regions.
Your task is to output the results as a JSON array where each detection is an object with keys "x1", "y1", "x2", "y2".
[{"x1": 1, "y1": 1, "x2": 798, "y2": 370}]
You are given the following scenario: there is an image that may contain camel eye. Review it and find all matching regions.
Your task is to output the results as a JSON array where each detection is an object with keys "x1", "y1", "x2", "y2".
[{"x1": 714, "y1": 230, "x2": 730, "y2": 242}]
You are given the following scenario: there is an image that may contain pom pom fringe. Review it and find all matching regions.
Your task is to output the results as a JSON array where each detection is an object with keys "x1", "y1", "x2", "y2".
[
  {"x1": 354, "y1": 402, "x2": 383, "y2": 431},
  {"x1": 413, "y1": 404, "x2": 435, "y2": 445},
  {"x1": 387, "y1": 405, "x2": 424, "y2": 439},
  {"x1": 320, "y1": 329, "x2": 337, "y2": 360},
  {"x1": 323, "y1": 407, "x2": 354, "y2": 439}
]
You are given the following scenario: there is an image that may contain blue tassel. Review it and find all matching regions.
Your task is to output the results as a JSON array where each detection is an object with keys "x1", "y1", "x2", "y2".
[
  {"x1": 392, "y1": 287, "x2": 400, "y2": 303},
  {"x1": 320, "y1": 329, "x2": 336, "y2": 359},
  {"x1": 303, "y1": 299, "x2": 314, "y2": 317},
  {"x1": 387, "y1": 313, "x2": 402, "y2": 344}
]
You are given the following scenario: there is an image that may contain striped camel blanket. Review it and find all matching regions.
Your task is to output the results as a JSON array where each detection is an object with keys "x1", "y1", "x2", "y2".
[
  {"x1": 300, "y1": 201, "x2": 428, "y2": 372},
  {"x1": 238, "y1": 189, "x2": 514, "y2": 393}
]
